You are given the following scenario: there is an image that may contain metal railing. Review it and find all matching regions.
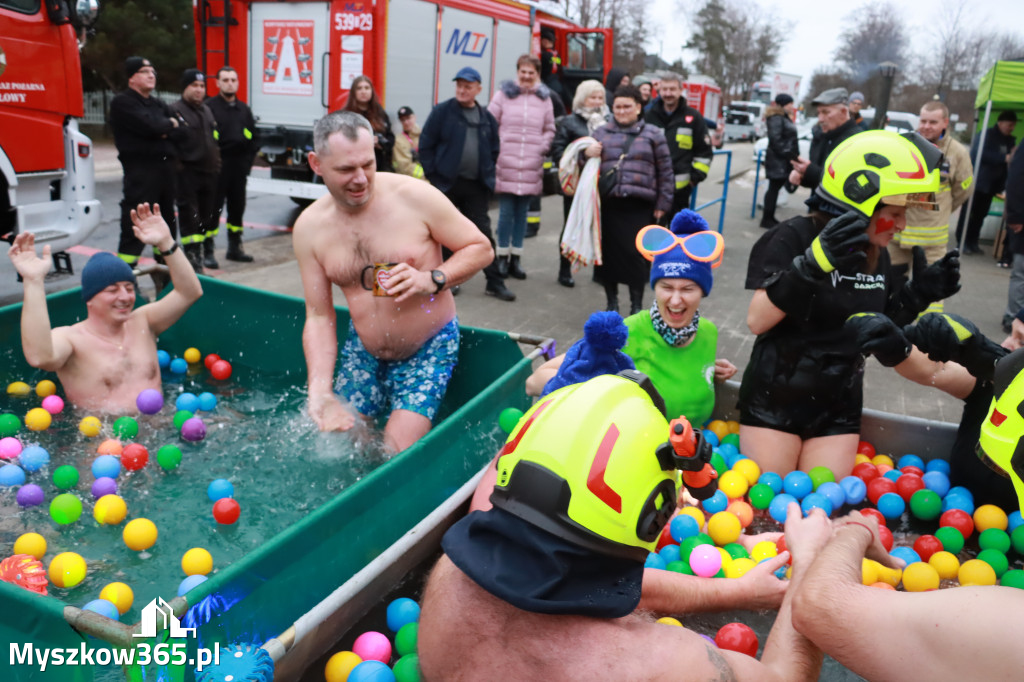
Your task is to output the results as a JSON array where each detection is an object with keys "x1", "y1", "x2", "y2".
[
  {"x1": 82, "y1": 90, "x2": 182, "y2": 125},
  {"x1": 690, "y1": 149, "x2": 732, "y2": 233},
  {"x1": 750, "y1": 149, "x2": 764, "y2": 219}
]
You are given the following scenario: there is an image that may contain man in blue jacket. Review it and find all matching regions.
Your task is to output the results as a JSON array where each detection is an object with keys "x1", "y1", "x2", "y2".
[
  {"x1": 957, "y1": 110, "x2": 1017, "y2": 254},
  {"x1": 419, "y1": 67, "x2": 513, "y2": 301}
]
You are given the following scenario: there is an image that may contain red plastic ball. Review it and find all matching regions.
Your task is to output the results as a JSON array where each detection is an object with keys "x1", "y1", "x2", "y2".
[
  {"x1": 939, "y1": 509, "x2": 974, "y2": 540},
  {"x1": 859, "y1": 507, "x2": 887, "y2": 528},
  {"x1": 210, "y1": 360, "x2": 233, "y2": 381},
  {"x1": 656, "y1": 522, "x2": 677, "y2": 551},
  {"x1": 212, "y1": 498, "x2": 241, "y2": 525},
  {"x1": 204, "y1": 353, "x2": 221, "y2": 370},
  {"x1": 120, "y1": 443, "x2": 149, "y2": 471},
  {"x1": 900, "y1": 466, "x2": 924, "y2": 478},
  {"x1": 716, "y1": 622, "x2": 759, "y2": 657},
  {"x1": 895, "y1": 474, "x2": 925, "y2": 502},
  {"x1": 856, "y1": 440, "x2": 876, "y2": 458},
  {"x1": 877, "y1": 524, "x2": 894, "y2": 552},
  {"x1": 913, "y1": 534, "x2": 944, "y2": 562},
  {"x1": 866, "y1": 477, "x2": 897, "y2": 505},
  {"x1": 853, "y1": 462, "x2": 880, "y2": 484}
]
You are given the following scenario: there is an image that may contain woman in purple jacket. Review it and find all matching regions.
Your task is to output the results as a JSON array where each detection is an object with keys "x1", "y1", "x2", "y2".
[
  {"x1": 489, "y1": 55, "x2": 556, "y2": 280},
  {"x1": 585, "y1": 84, "x2": 674, "y2": 314}
]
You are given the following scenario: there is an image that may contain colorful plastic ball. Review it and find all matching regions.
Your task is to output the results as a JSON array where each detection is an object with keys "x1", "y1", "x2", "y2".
[
  {"x1": 709, "y1": 452, "x2": 728, "y2": 476},
  {"x1": 747, "y1": 483, "x2": 775, "y2": 510},
  {"x1": 959, "y1": 559, "x2": 997, "y2": 586},
  {"x1": 768, "y1": 493, "x2": 797, "y2": 523},
  {"x1": 83, "y1": 598, "x2": 120, "y2": 621},
  {"x1": 979, "y1": 528, "x2": 1011, "y2": 554},
  {"x1": 91, "y1": 477, "x2": 117, "y2": 499},
  {"x1": 782, "y1": 471, "x2": 813, "y2": 500},
  {"x1": 902, "y1": 562, "x2": 940, "y2": 592},
  {"x1": 731, "y1": 458, "x2": 761, "y2": 486},
  {"x1": 48, "y1": 552, "x2": 87, "y2": 588},
  {"x1": 497, "y1": 407, "x2": 525, "y2": 435},
  {"x1": 721, "y1": 432, "x2": 740, "y2": 448},
  {"x1": 176, "y1": 392, "x2": 201, "y2": 413},
  {"x1": 392, "y1": 653, "x2": 419, "y2": 682},
  {"x1": 180, "y1": 417, "x2": 207, "y2": 442},
  {"x1": 977, "y1": 548, "x2": 1009, "y2": 578},
  {"x1": 135, "y1": 388, "x2": 164, "y2": 415},
  {"x1": 669, "y1": 513, "x2": 700, "y2": 542},
  {"x1": 801, "y1": 492, "x2": 833, "y2": 517},
  {"x1": 708, "y1": 512, "x2": 742, "y2": 546},
  {"x1": 1001, "y1": 569, "x2": 1024, "y2": 590},
  {"x1": 100, "y1": 582, "x2": 134, "y2": 615},
  {"x1": 50, "y1": 493, "x2": 82, "y2": 524},
  {"x1": 183, "y1": 347, "x2": 201, "y2": 364},
  {"x1": 872, "y1": 454, "x2": 895, "y2": 468},
  {"x1": 0, "y1": 413, "x2": 20, "y2": 437},
  {"x1": 942, "y1": 492, "x2": 975, "y2": 515},
  {"x1": 207, "y1": 478, "x2": 234, "y2": 501},
  {"x1": 717, "y1": 470, "x2": 749, "y2": 499},
  {"x1": 8, "y1": 381, "x2": 31, "y2": 396},
  {"x1": 112, "y1": 416, "x2": 138, "y2": 440},
  {"x1": 387, "y1": 597, "x2": 421, "y2": 633},
  {"x1": 347, "y1": 660, "x2": 395, "y2": 682},
  {"x1": 352, "y1": 631, "x2": 392, "y2": 664},
  {"x1": 877, "y1": 525, "x2": 894, "y2": 552},
  {"x1": 210, "y1": 359, "x2": 233, "y2": 381},
  {"x1": 34, "y1": 379, "x2": 56, "y2": 398},
  {"x1": 706, "y1": 420, "x2": 729, "y2": 441},
  {"x1": 836, "y1": 475, "x2": 865, "y2": 505},
  {"x1": 0, "y1": 436, "x2": 23, "y2": 459},
  {"x1": 859, "y1": 507, "x2": 887, "y2": 528},
  {"x1": 1009, "y1": 511, "x2": 1024, "y2": 533},
  {"x1": 702, "y1": 429, "x2": 720, "y2": 448},
  {"x1": 895, "y1": 454, "x2": 924, "y2": 471},
  {"x1": 882, "y1": 469, "x2": 901, "y2": 483},
  {"x1": 16, "y1": 483, "x2": 44, "y2": 507},
  {"x1": 93, "y1": 494, "x2": 127, "y2": 525},
  {"x1": 197, "y1": 392, "x2": 218, "y2": 412},
  {"x1": 940, "y1": 509, "x2": 974, "y2": 540},
  {"x1": 815, "y1": 481, "x2": 845, "y2": 512},
  {"x1": 935, "y1": 525, "x2": 965, "y2": 554},
  {"x1": 14, "y1": 533, "x2": 46, "y2": 561},
  {"x1": 169, "y1": 358, "x2": 188, "y2": 375},
  {"x1": 212, "y1": 498, "x2": 241, "y2": 525},
  {"x1": 689, "y1": 544, "x2": 723, "y2": 577},
  {"x1": 120, "y1": 443, "x2": 148, "y2": 471},
  {"x1": 921, "y1": 470, "x2": 950, "y2": 498},
  {"x1": 156, "y1": 444, "x2": 183, "y2": 471},
  {"x1": 912, "y1": 534, "x2": 944, "y2": 562},
  {"x1": 807, "y1": 465, "x2": 835, "y2": 490},
  {"x1": 727, "y1": 499, "x2": 754, "y2": 528},
  {"x1": 890, "y1": 546, "x2": 921, "y2": 566},
  {"x1": 645, "y1": 553, "x2": 667, "y2": 570},
  {"x1": 717, "y1": 443, "x2": 739, "y2": 462},
  {"x1": 721, "y1": 543, "x2": 748, "y2": 561},
  {"x1": 974, "y1": 504, "x2": 1009, "y2": 533},
  {"x1": 856, "y1": 440, "x2": 876, "y2": 457},
  {"x1": 877, "y1": 492, "x2": 906, "y2": 520},
  {"x1": 41, "y1": 395, "x2": 64, "y2": 416},
  {"x1": 895, "y1": 474, "x2": 925, "y2": 502},
  {"x1": 157, "y1": 350, "x2": 171, "y2": 368},
  {"x1": 325, "y1": 651, "x2": 363, "y2": 682},
  {"x1": 172, "y1": 410, "x2": 193, "y2": 430},
  {"x1": 701, "y1": 489, "x2": 729, "y2": 514},
  {"x1": 123, "y1": 518, "x2": 158, "y2": 551},
  {"x1": 1012, "y1": 525, "x2": 1024, "y2": 555},
  {"x1": 909, "y1": 489, "x2": 943, "y2": 521},
  {"x1": 52, "y1": 465, "x2": 79, "y2": 490},
  {"x1": 923, "y1": 458, "x2": 949, "y2": 474},
  {"x1": 17, "y1": 445, "x2": 49, "y2": 472},
  {"x1": 204, "y1": 353, "x2": 221, "y2": 370},
  {"x1": 852, "y1": 461, "x2": 880, "y2": 484},
  {"x1": 97, "y1": 439, "x2": 123, "y2": 456},
  {"x1": 182, "y1": 547, "x2": 213, "y2": 576},
  {"x1": 901, "y1": 465, "x2": 924, "y2": 478},
  {"x1": 392, "y1": 622, "x2": 418, "y2": 659},
  {"x1": 928, "y1": 550, "x2": 960, "y2": 580},
  {"x1": 867, "y1": 477, "x2": 897, "y2": 505},
  {"x1": 177, "y1": 574, "x2": 208, "y2": 597},
  {"x1": 92, "y1": 455, "x2": 121, "y2": 479},
  {"x1": 949, "y1": 487, "x2": 974, "y2": 502},
  {"x1": 750, "y1": 540, "x2": 778, "y2": 563},
  {"x1": 715, "y1": 622, "x2": 758, "y2": 657},
  {"x1": 79, "y1": 416, "x2": 102, "y2": 437},
  {"x1": 659, "y1": 544, "x2": 682, "y2": 564}
]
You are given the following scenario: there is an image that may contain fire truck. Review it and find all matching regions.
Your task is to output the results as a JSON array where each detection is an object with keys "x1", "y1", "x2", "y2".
[
  {"x1": 193, "y1": 0, "x2": 613, "y2": 199},
  {"x1": 0, "y1": 0, "x2": 101, "y2": 262}
]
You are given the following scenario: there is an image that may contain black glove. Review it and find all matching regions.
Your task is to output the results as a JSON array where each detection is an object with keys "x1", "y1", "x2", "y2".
[
  {"x1": 690, "y1": 168, "x2": 708, "y2": 184},
  {"x1": 905, "y1": 312, "x2": 1008, "y2": 381},
  {"x1": 845, "y1": 312, "x2": 912, "y2": 367},
  {"x1": 908, "y1": 247, "x2": 961, "y2": 304}
]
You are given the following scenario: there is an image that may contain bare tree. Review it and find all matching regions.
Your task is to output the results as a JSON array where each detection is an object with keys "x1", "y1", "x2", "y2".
[{"x1": 561, "y1": 0, "x2": 651, "y2": 73}]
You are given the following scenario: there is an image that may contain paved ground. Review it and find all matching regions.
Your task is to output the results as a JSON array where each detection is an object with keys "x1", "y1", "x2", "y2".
[{"x1": 14, "y1": 141, "x2": 1017, "y2": 423}]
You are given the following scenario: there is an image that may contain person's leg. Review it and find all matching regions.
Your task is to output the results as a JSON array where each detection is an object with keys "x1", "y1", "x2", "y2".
[
  {"x1": 508, "y1": 195, "x2": 529, "y2": 279},
  {"x1": 628, "y1": 283, "x2": 645, "y2": 315},
  {"x1": 383, "y1": 410, "x2": 434, "y2": 453},
  {"x1": 495, "y1": 194, "x2": 514, "y2": 275},
  {"x1": 604, "y1": 281, "x2": 619, "y2": 313},
  {"x1": 525, "y1": 194, "x2": 541, "y2": 238},
  {"x1": 761, "y1": 179, "x2": 783, "y2": 227},
  {"x1": 175, "y1": 168, "x2": 205, "y2": 273},
  {"x1": 449, "y1": 180, "x2": 513, "y2": 300},
  {"x1": 558, "y1": 194, "x2": 574, "y2": 287},
  {"x1": 118, "y1": 163, "x2": 160, "y2": 265},
  {"x1": 963, "y1": 192, "x2": 994, "y2": 252},
  {"x1": 740, "y1": 425, "x2": 804, "y2": 476},
  {"x1": 1006, "y1": 253, "x2": 1024, "y2": 329},
  {"x1": 797, "y1": 433, "x2": 861, "y2": 478}
]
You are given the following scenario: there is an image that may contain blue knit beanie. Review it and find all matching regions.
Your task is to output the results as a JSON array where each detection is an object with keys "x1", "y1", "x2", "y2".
[
  {"x1": 81, "y1": 252, "x2": 136, "y2": 302},
  {"x1": 649, "y1": 209, "x2": 714, "y2": 295},
  {"x1": 540, "y1": 312, "x2": 635, "y2": 397}
]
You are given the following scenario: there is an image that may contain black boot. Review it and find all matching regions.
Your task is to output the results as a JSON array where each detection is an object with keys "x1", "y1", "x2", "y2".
[
  {"x1": 496, "y1": 255, "x2": 510, "y2": 278},
  {"x1": 203, "y1": 238, "x2": 219, "y2": 269},
  {"x1": 628, "y1": 285, "x2": 644, "y2": 316},
  {"x1": 508, "y1": 255, "x2": 527, "y2": 280},
  {"x1": 485, "y1": 280, "x2": 516, "y2": 301},
  {"x1": 604, "y1": 283, "x2": 619, "y2": 313},
  {"x1": 226, "y1": 231, "x2": 254, "y2": 263},
  {"x1": 183, "y1": 244, "x2": 204, "y2": 274},
  {"x1": 558, "y1": 256, "x2": 575, "y2": 287}
]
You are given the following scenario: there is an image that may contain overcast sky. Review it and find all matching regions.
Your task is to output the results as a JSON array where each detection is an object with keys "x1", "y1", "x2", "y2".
[{"x1": 646, "y1": 0, "x2": 1024, "y2": 98}]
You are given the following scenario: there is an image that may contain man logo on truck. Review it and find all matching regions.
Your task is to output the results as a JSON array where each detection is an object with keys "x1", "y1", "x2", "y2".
[{"x1": 447, "y1": 30, "x2": 488, "y2": 58}]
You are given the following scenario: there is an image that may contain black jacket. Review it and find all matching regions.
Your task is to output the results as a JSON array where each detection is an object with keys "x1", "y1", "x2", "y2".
[
  {"x1": 109, "y1": 89, "x2": 182, "y2": 164},
  {"x1": 205, "y1": 95, "x2": 257, "y2": 160},
  {"x1": 971, "y1": 126, "x2": 1017, "y2": 194},
  {"x1": 419, "y1": 97, "x2": 500, "y2": 193},
  {"x1": 645, "y1": 97, "x2": 713, "y2": 183},
  {"x1": 551, "y1": 112, "x2": 591, "y2": 165},
  {"x1": 1006, "y1": 149, "x2": 1024, "y2": 254},
  {"x1": 169, "y1": 99, "x2": 220, "y2": 174},
  {"x1": 764, "y1": 104, "x2": 799, "y2": 181},
  {"x1": 801, "y1": 117, "x2": 861, "y2": 189}
]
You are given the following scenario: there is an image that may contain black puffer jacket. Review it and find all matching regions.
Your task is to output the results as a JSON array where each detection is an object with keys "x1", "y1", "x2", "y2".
[
  {"x1": 764, "y1": 104, "x2": 799, "y2": 181},
  {"x1": 801, "y1": 117, "x2": 861, "y2": 189},
  {"x1": 551, "y1": 113, "x2": 591, "y2": 165}
]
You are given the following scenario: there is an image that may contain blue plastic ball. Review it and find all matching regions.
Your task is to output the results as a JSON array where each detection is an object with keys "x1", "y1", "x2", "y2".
[
  {"x1": 670, "y1": 514, "x2": 700, "y2": 542},
  {"x1": 659, "y1": 544, "x2": 682, "y2": 564},
  {"x1": 717, "y1": 443, "x2": 739, "y2": 461},
  {"x1": 925, "y1": 459, "x2": 951, "y2": 475},
  {"x1": 942, "y1": 494, "x2": 974, "y2": 515},
  {"x1": 816, "y1": 482, "x2": 846, "y2": 511},
  {"x1": 207, "y1": 478, "x2": 234, "y2": 502},
  {"x1": 169, "y1": 358, "x2": 188, "y2": 375},
  {"x1": 157, "y1": 350, "x2": 171, "y2": 368},
  {"x1": 947, "y1": 486, "x2": 974, "y2": 502},
  {"x1": 177, "y1": 574, "x2": 209, "y2": 597},
  {"x1": 92, "y1": 455, "x2": 121, "y2": 479},
  {"x1": 176, "y1": 392, "x2": 201, "y2": 413},
  {"x1": 890, "y1": 546, "x2": 921, "y2": 566},
  {"x1": 347, "y1": 660, "x2": 396, "y2": 682},
  {"x1": 702, "y1": 489, "x2": 729, "y2": 514},
  {"x1": 769, "y1": 493, "x2": 798, "y2": 523},
  {"x1": 922, "y1": 470, "x2": 950, "y2": 498},
  {"x1": 702, "y1": 430, "x2": 720, "y2": 448},
  {"x1": 83, "y1": 599, "x2": 120, "y2": 621},
  {"x1": 783, "y1": 471, "x2": 813, "y2": 500},
  {"x1": 725, "y1": 452, "x2": 747, "y2": 469},
  {"x1": 0, "y1": 464, "x2": 27, "y2": 486},
  {"x1": 645, "y1": 553, "x2": 667, "y2": 570},
  {"x1": 877, "y1": 492, "x2": 906, "y2": 520},
  {"x1": 773, "y1": 564, "x2": 789, "y2": 579},
  {"x1": 801, "y1": 492, "x2": 833, "y2": 517},
  {"x1": 758, "y1": 471, "x2": 783, "y2": 494},
  {"x1": 18, "y1": 445, "x2": 50, "y2": 472},
  {"x1": 386, "y1": 597, "x2": 421, "y2": 633},
  {"x1": 198, "y1": 392, "x2": 218, "y2": 412},
  {"x1": 883, "y1": 469, "x2": 902, "y2": 482},
  {"x1": 1009, "y1": 511, "x2": 1024, "y2": 533},
  {"x1": 897, "y1": 454, "x2": 925, "y2": 471},
  {"x1": 839, "y1": 475, "x2": 867, "y2": 505}
]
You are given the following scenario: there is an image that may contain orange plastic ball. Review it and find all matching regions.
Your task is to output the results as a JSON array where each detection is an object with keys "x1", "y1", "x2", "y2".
[
  {"x1": 97, "y1": 439, "x2": 123, "y2": 456},
  {"x1": 727, "y1": 499, "x2": 754, "y2": 528}
]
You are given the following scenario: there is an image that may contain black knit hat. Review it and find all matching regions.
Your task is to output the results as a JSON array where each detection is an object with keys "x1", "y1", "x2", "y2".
[
  {"x1": 774, "y1": 93, "x2": 794, "y2": 107},
  {"x1": 180, "y1": 68, "x2": 205, "y2": 91},
  {"x1": 125, "y1": 56, "x2": 152, "y2": 79}
]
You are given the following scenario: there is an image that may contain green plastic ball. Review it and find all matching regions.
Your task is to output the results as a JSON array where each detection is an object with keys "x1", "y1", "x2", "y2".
[
  {"x1": 666, "y1": 560, "x2": 693, "y2": 575},
  {"x1": 720, "y1": 433, "x2": 740, "y2": 448},
  {"x1": 52, "y1": 465, "x2": 79, "y2": 490},
  {"x1": 173, "y1": 410, "x2": 194, "y2": 430},
  {"x1": 50, "y1": 493, "x2": 83, "y2": 525},
  {"x1": 0, "y1": 413, "x2": 21, "y2": 438},
  {"x1": 935, "y1": 525, "x2": 965, "y2": 554},
  {"x1": 395, "y1": 621, "x2": 418, "y2": 657},
  {"x1": 1012, "y1": 525, "x2": 1024, "y2": 555},
  {"x1": 694, "y1": 532, "x2": 714, "y2": 547},
  {"x1": 112, "y1": 416, "x2": 138, "y2": 440},
  {"x1": 710, "y1": 452, "x2": 728, "y2": 477},
  {"x1": 748, "y1": 483, "x2": 775, "y2": 510},
  {"x1": 392, "y1": 653, "x2": 420, "y2": 682},
  {"x1": 979, "y1": 528, "x2": 1012, "y2": 554},
  {"x1": 909, "y1": 489, "x2": 943, "y2": 520},
  {"x1": 156, "y1": 444, "x2": 183, "y2": 471},
  {"x1": 498, "y1": 407, "x2": 524, "y2": 434},
  {"x1": 977, "y1": 548, "x2": 1009, "y2": 578},
  {"x1": 1001, "y1": 569, "x2": 1024, "y2": 589},
  {"x1": 808, "y1": 466, "x2": 836, "y2": 490},
  {"x1": 678, "y1": 537, "x2": 702, "y2": 562},
  {"x1": 723, "y1": 542, "x2": 749, "y2": 560}
]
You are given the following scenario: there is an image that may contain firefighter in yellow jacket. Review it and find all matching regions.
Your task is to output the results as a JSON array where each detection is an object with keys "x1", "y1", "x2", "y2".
[{"x1": 889, "y1": 101, "x2": 973, "y2": 312}]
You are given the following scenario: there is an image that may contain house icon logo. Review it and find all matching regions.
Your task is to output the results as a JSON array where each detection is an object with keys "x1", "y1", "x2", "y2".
[{"x1": 133, "y1": 597, "x2": 196, "y2": 638}]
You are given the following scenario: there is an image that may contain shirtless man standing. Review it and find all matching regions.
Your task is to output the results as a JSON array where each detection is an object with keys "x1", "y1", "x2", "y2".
[
  {"x1": 8, "y1": 204, "x2": 202, "y2": 412},
  {"x1": 294, "y1": 111, "x2": 492, "y2": 452}
]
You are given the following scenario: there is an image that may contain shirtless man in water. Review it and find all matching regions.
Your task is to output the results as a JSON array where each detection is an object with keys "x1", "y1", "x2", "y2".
[
  {"x1": 8, "y1": 203, "x2": 202, "y2": 412},
  {"x1": 294, "y1": 111, "x2": 492, "y2": 452}
]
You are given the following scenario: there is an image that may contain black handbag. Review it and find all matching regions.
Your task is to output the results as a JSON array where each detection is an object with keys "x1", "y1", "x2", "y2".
[{"x1": 598, "y1": 132, "x2": 638, "y2": 196}]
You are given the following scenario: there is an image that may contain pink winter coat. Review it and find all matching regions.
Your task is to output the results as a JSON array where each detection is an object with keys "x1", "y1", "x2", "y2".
[{"x1": 488, "y1": 80, "x2": 556, "y2": 196}]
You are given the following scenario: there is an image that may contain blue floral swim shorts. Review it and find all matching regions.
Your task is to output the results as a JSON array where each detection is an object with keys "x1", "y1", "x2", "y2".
[{"x1": 334, "y1": 317, "x2": 460, "y2": 422}]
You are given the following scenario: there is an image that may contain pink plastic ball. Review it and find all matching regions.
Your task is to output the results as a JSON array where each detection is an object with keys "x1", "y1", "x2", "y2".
[
  {"x1": 180, "y1": 417, "x2": 207, "y2": 442},
  {"x1": 688, "y1": 543, "x2": 723, "y2": 578},
  {"x1": 351, "y1": 631, "x2": 392, "y2": 664},
  {"x1": 42, "y1": 395, "x2": 65, "y2": 415},
  {"x1": 0, "y1": 437, "x2": 23, "y2": 460},
  {"x1": 136, "y1": 388, "x2": 164, "y2": 415}
]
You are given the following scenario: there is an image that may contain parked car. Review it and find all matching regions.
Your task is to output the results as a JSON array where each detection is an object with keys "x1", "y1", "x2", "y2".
[
  {"x1": 725, "y1": 110, "x2": 757, "y2": 142},
  {"x1": 858, "y1": 108, "x2": 920, "y2": 133}
]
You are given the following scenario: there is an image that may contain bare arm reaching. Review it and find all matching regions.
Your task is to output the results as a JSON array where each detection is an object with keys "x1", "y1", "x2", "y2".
[
  {"x1": 8, "y1": 233, "x2": 74, "y2": 371},
  {"x1": 132, "y1": 203, "x2": 203, "y2": 335}
]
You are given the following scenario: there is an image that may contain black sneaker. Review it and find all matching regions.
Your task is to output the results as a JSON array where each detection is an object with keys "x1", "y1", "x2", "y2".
[{"x1": 485, "y1": 282, "x2": 516, "y2": 301}]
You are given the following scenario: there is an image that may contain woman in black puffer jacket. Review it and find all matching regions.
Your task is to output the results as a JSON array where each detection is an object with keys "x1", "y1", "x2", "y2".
[{"x1": 762, "y1": 94, "x2": 799, "y2": 228}]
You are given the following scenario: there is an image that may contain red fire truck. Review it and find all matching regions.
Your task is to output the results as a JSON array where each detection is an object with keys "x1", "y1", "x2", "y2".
[
  {"x1": 0, "y1": 0, "x2": 101, "y2": 261},
  {"x1": 193, "y1": 0, "x2": 612, "y2": 199}
]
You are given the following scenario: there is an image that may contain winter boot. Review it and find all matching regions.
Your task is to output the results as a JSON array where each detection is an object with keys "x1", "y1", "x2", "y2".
[
  {"x1": 226, "y1": 231, "x2": 254, "y2": 263},
  {"x1": 496, "y1": 255, "x2": 510, "y2": 278},
  {"x1": 183, "y1": 244, "x2": 204, "y2": 274},
  {"x1": 203, "y1": 238, "x2": 220, "y2": 269},
  {"x1": 628, "y1": 285, "x2": 644, "y2": 316},
  {"x1": 557, "y1": 256, "x2": 575, "y2": 287},
  {"x1": 508, "y1": 254, "x2": 527, "y2": 280},
  {"x1": 604, "y1": 283, "x2": 619, "y2": 313}
]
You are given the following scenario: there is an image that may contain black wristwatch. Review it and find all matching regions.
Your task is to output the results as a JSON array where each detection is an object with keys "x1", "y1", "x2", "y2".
[
  {"x1": 162, "y1": 241, "x2": 180, "y2": 256},
  {"x1": 430, "y1": 269, "x2": 447, "y2": 294}
]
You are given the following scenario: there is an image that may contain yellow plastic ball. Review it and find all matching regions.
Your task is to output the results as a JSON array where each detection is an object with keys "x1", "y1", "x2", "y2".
[
  {"x1": 928, "y1": 551, "x2": 961, "y2": 580},
  {"x1": 959, "y1": 559, "x2": 997, "y2": 586},
  {"x1": 123, "y1": 518, "x2": 158, "y2": 552},
  {"x1": 677, "y1": 506, "x2": 705, "y2": 530},
  {"x1": 751, "y1": 540, "x2": 779, "y2": 563},
  {"x1": 872, "y1": 454, "x2": 895, "y2": 469},
  {"x1": 973, "y1": 504, "x2": 1009, "y2": 533},
  {"x1": 724, "y1": 557, "x2": 757, "y2": 579},
  {"x1": 901, "y1": 562, "x2": 940, "y2": 592},
  {"x1": 707, "y1": 511, "x2": 742, "y2": 546},
  {"x1": 717, "y1": 470, "x2": 750, "y2": 500},
  {"x1": 100, "y1": 582, "x2": 134, "y2": 615},
  {"x1": 35, "y1": 380, "x2": 57, "y2": 398},
  {"x1": 862, "y1": 558, "x2": 902, "y2": 587},
  {"x1": 25, "y1": 408, "x2": 52, "y2": 432},
  {"x1": 48, "y1": 552, "x2": 87, "y2": 588},
  {"x1": 727, "y1": 499, "x2": 754, "y2": 528},
  {"x1": 656, "y1": 616, "x2": 683, "y2": 626},
  {"x1": 325, "y1": 651, "x2": 363, "y2": 682},
  {"x1": 706, "y1": 419, "x2": 729, "y2": 441},
  {"x1": 183, "y1": 347, "x2": 201, "y2": 364},
  {"x1": 181, "y1": 547, "x2": 213, "y2": 576},
  {"x1": 14, "y1": 532, "x2": 47, "y2": 560},
  {"x1": 79, "y1": 416, "x2": 102, "y2": 438},
  {"x1": 731, "y1": 458, "x2": 761, "y2": 486},
  {"x1": 93, "y1": 495, "x2": 128, "y2": 525},
  {"x1": 854, "y1": 453, "x2": 872, "y2": 465},
  {"x1": 726, "y1": 420, "x2": 740, "y2": 435},
  {"x1": 7, "y1": 381, "x2": 31, "y2": 396}
]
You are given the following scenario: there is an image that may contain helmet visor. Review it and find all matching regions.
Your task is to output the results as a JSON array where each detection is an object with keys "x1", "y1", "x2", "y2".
[{"x1": 880, "y1": 191, "x2": 940, "y2": 211}]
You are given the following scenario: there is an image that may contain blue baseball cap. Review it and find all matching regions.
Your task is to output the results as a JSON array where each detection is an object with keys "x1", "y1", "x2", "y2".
[{"x1": 453, "y1": 67, "x2": 482, "y2": 83}]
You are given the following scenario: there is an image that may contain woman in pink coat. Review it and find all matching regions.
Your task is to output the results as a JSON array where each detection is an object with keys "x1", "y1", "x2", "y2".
[{"x1": 488, "y1": 54, "x2": 556, "y2": 280}]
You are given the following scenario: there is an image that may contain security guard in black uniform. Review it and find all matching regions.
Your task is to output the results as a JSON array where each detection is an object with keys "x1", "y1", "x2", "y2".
[{"x1": 205, "y1": 66, "x2": 257, "y2": 265}]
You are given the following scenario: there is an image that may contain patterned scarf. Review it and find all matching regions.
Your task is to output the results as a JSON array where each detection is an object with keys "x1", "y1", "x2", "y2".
[{"x1": 649, "y1": 302, "x2": 700, "y2": 347}]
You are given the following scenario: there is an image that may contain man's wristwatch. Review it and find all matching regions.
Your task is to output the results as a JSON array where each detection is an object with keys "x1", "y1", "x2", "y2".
[{"x1": 430, "y1": 269, "x2": 447, "y2": 294}]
